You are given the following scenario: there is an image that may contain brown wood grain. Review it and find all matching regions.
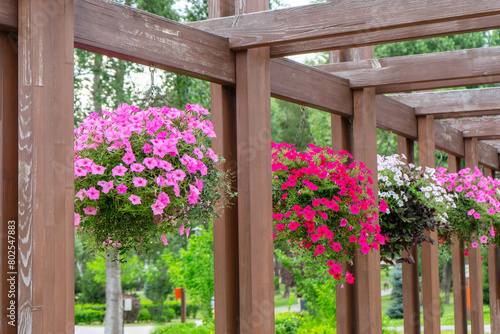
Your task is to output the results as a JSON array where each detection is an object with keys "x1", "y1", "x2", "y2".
[
  {"x1": 487, "y1": 175, "x2": 500, "y2": 334},
  {"x1": 441, "y1": 117, "x2": 500, "y2": 140},
  {"x1": 270, "y1": 15, "x2": 500, "y2": 57},
  {"x1": 465, "y1": 138, "x2": 485, "y2": 334},
  {"x1": 434, "y1": 120, "x2": 465, "y2": 157},
  {"x1": 448, "y1": 155, "x2": 467, "y2": 334},
  {"x1": 390, "y1": 88, "x2": 500, "y2": 119},
  {"x1": 398, "y1": 137, "x2": 420, "y2": 334},
  {"x1": 188, "y1": 0, "x2": 500, "y2": 50},
  {"x1": 376, "y1": 96, "x2": 417, "y2": 140},
  {"x1": 418, "y1": 116, "x2": 441, "y2": 334},
  {"x1": 0, "y1": 0, "x2": 16, "y2": 31},
  {"x1": 74, "y1": 0, "x2": 235, "y2": 85},
  {"x1": 271, "y1": 58, "x2": 352, "y2": 118},
  {"x1": 18, "y1": 0, "x2": 75, "y2": 331},
  {"x1": 316, "y1": 47, "x2": 500, "y2": 90},
  {"x1": 0, "y1": 32, "x2": 18, "y2": 334},
  {"x1": 478, "y1": 142, "x2": 500, "y2": 170},
  {"x1": 352, "y1": 87, "x2": 382, "y2": 334}
]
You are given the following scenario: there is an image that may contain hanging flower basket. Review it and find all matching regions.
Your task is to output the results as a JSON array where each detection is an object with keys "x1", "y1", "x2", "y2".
[
  {"x1": 271, "y1": 142, "x2": 385, "y2": 284},
  {"x1": 74, "y1": 104, "x2": 231, "y2": 253},
  {"x1": 436, "y1": 166, "x2": 500, "y2": 252},
  {"x1": 377, "y1": 154, "x2": 454, "y2": 264}
]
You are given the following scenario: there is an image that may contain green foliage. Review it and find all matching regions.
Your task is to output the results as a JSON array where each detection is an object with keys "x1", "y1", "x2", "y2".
[
  {"x1": 381, "y1": 314, "x2": 398, "y2": 334},
  {"x1": 86, "y1": 253, "x2": 144, "y2": 293},
  {"x1": 151, "y1": 322, "x2": 215, "y2": 334},
  {"x1": 144, "y1": 252, "x2": 174, "y2": 303},
  {"x1": 275, "y1": 312, "x2": 304, "y2": 334},
  {"x1": 271, "y1": 99, "x2": 315, "y2": 151},
  {"x1": 385, "y1": 265, "x2": 404, "y2": 319},
  {"x1": 74, "y1": 304, "x2": 106, "y2": 324},
  {"x1": 76, "y1": 266, "x2": 106, "y2": 304},
  {"x1": 168, "y1": 223, "x2": 215, "y2": 321},
  {"x1": 137, "y1": 307, "x2": 153, "y2": 322}
]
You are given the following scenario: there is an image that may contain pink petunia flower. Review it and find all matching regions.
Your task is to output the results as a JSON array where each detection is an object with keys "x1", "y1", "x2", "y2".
[
  {"x1": 158, "y1": 192, "x2": 170, "y2": 206},
  {"x1": 86, "y1": 187, "x2": 100, "y2": 200},
  {"x1": 288, "y1": 221, "x2": 300, "y2": 231},
  {"x1": 76, "y1": 189, "x2": 86, "y2": 201},
  {"x1": 130, "y1": 163, "x2": 145, "y2": 172},
  {"x1": 480, "y1": 235, "x2": 488, "y2": 244},
  {"x1": 346, "y1": 272, "x2": 355, "y2": 284},
  {"x1": 473, "y1": 212, "x2": 481, "y2": 219},
  {"x1": 83, "y1": 206, "x2": 97, "y2": 215},
  {"x1": 132, "y1": 177, "x2": 147, "y2": 188},
  {"x1": 151, "y1": 200, "x2": 166, "y2": 215},
  {"x1": 112, "y1": 165, "x2": 127, "y2": 177},
  {"x1": 471, "y1": 242, "x2": 478, "y2": 248},
  {"x1": 314, "y1": 244, "x2": 325, "y2": 256},
  {"x1": 340, "y1": 218, "x2": 348, "y2": 227},
  {"x1": 161, "y1": 234, "x2": 168, "y2": 246},
  {"x1": 91, "y1": 165, "x2": 106, "y2": 175},
  {"x1": 128, "y1": 194, "x2": 141, "y2": 205},
  {"x1": 143, "y1": 157, "x2": 157, "y2": 169},
  {"x1": 122, "y1": 153, "x2": 136, "y2": 165},
  {"x1": 350, "y1": 205, "x2": 360, "y2": 214},
  {"x1": 116, "y1": 183, "x2": 128, "y2": 194}
]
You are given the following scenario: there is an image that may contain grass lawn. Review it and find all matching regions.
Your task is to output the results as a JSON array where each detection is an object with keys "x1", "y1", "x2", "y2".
[{"x1": 274, "y1": 286, "x2": 299, "y2": 309}]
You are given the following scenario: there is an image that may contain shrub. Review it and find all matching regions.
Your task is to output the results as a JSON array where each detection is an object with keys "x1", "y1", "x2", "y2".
[
  {"x1": 137, "y1": 308, "x2": 152, "y2": 322},
  {"x1": 74, "y1": 305, "x2": 105, "y2": 324},
  {"x1": 151, "y1": 322, "x2": 214, "y2": 334},
  {"x1": 275, "y1": 312, "x2": 303, "y2": 334}
]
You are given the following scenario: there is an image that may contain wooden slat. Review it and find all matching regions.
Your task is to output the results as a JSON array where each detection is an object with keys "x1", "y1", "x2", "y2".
[
  {"x1": 315, "y1": 47, "x2": 500, "y2": 90},
  {"x1": 188, "y1": 0, "x2": 500, "y2": 50},
  {"x1": 74, "y1": 0, "x2": 235, "y2": 85},
  {"x1": 0, "y1": 0, "x2": 16, "y2": 31},
  {"x1": 441, "y1": 117, "x2": 500, "y2": 140},
  {"x1": 270, "y1": 15, "x2": 500, "y2": 57},
  {"x1": 465, "y1": 138, "x2": 485, "y2": 334},
  {"x1": 0, "y1": 32, "x2": 18, "y2": 334},
  {"x1": 390, "y1": 88, "x2": 500, "y2": 119},
  {"x1": 352, "y1": 87, "x2": 382, "y2": 334},
  {"x1": 18, "y1": 0, "x2": 75, "y2": 331},
  {"x1": 398, "y1": 137, "x2": 420, "y2": 334},
  {"x1": 418, "y1": 116, "x2": 440, "y2": 334},
  {"x1": 271, "y1": 58, "x2": 352, "y2": 117},
  {"x1": 376, "y1": 96, "x2": 417, "y2": 140}
]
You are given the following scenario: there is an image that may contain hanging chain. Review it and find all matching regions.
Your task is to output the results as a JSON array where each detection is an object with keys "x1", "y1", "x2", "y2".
[
  {"x1": 293, "y1": 105, "x2": 316, "y2": 147},
  {"x1": 140, "y1": 66, "x2": 169, "y2": 110},
  {"x1": 385, "y1": 131, "x2": 393, "y2": 156}
]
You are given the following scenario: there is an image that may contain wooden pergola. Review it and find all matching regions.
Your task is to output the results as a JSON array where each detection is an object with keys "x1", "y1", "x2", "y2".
[{"x1": 1, "y1": 0, "x2": 500, "y2": 333}]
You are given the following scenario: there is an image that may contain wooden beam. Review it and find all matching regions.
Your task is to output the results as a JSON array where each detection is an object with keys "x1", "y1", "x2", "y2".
[
  {"x1": 449, "y1": 155, "x2": 467, "y2": 334},
  {"x1": 418, "y1": 116, "x2": 440, "y2": 334},
  {"x1": 376, "y1": 95, "x2": 418, "y2": 140},
  {"x1": 478, "y1": 141, "x2": 500, "y2": 170},
  {"x1": 465, "y1": 138, "x2": 485, "y2": 334},
  {"x1": 390, "y1": 88, "x2": 500, "y2": 119},
  {"x1": 18, "y1": 0, "x2": 75, "y2": 331},
  {"x1": 0, "y1": 0, "x2": 16, "y2": 31},
  {"x1": 315, "y1": 47, "x2": 500, "y2": 90},
  {"x1": 74, "y1": 0, "x2": 235, "y2": 85},
  {"x1": 0, "y1": 32, "x2": 18, "y2": 334},
  {"x1": 270, "y1": 15, "x2": 500, "y2": 57},
  {"x1": 434, "y1": 120, "x2": 465, "y2": 157},
  {"x1": 398, "y1": 137, "x2": 420, "y2": 334},
  {"x1": 442, "y1": 117, "x2": 500, "y2": 140},
  {"x1": 352, "y1": 87, "x2": 382, "y2": 334},
  {"x1": 270, "y1": 58, "x2": 352, "y2": 117},
  {"x1": 188, "y1": 0, "x2": 500, "y2": 50}
]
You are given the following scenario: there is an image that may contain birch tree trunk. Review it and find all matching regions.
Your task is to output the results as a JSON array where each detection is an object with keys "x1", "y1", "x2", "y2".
[{"x1": 105, "y1": 248, "x2": 123, "y2": 334}]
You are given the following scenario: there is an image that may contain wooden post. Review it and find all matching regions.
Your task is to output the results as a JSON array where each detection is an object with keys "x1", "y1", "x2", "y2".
[
  {"x1": 397, "y1": 136, "x2": 420, "y2": 334},
  {"x1": 0, "y1": 32, "x2": 18, "y2": 334},
  {"x1": 418, "y1": 115, "x2": 440, "y2": 334},
  {"x1": 465, "y1": 137, "x2": 484, "y2": 334},
  {"x1": 17, "y1": 0, "x2": 75, "y2": 332},
  {"x1": 235, "y1": 0, "x2": 274, "y2": 333},
  {"x1": 486, "y1": 164, "x2": 500, "y2": 334},
  {"x1": 330, "y1": 47, "x2": 371, "y2": 334},
  {"x1": 448, "y1": 154, "x2": 467, "y2": 334},
  {"x1": 209, "y1": 0, "x2": 240, "y2": 333},
  {"x1": 352, "y1": 86, "x2": 382, "y2": 334},
  {"x1": 181, "y1": 288, "x2": 186, "y2": 323}
]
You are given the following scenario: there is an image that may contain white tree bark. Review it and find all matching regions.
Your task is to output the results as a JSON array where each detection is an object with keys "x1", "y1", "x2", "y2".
[{"x1": 105, "y1": 248, "x2": 123, "y2": 334}]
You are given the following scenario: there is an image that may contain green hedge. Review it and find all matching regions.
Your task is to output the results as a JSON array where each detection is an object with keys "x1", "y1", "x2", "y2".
[
  {"x1": 151, "y1": 322, "x2": 214, "y2": 334},
  {"x1": 75, "y1": 304, "x2": 106, "y2": 324}
]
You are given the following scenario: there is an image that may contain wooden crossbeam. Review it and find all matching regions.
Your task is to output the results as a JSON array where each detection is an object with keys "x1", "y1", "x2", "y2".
[
  {"x1": 270, "y1": 15, "x2": 500, "y2": 57},
  {"x1": 376, "y1": 95, "x2": 417, "y2": 139},
  {"x1": 442, "y1": 117, "x2": 500, "y2": 140},
  {"x1": 270, "y1": 58, "x2": 352, "y2": 117},
  {"x1": 315, "y1": 47, "x2": 500, "y2": 91},
  {"x1": 0, "y1": 0, "x2": 16, "y2": 31},
  {"x1": 390, "y1": 88, "x2": 500, "y2": 118},
  {"x1": 74, "y1": 0, "x2": 235, "y2": 85},
  {"x1": 188, "y1": 0, "x2": 500, "y2": 50}
]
